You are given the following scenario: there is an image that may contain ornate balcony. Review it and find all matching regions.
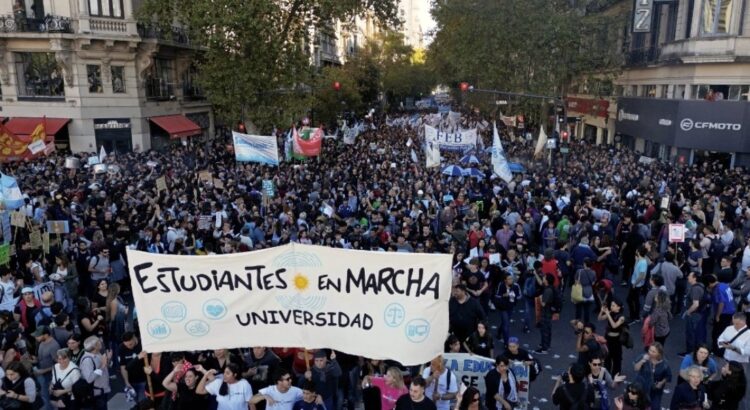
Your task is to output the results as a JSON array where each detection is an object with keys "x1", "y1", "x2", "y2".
[{"x1": 0, "y1": 14, "x2": 72, "y2": 34}]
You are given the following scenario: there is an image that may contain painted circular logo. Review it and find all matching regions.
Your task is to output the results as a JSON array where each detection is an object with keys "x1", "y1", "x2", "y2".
[
  {"x1": 383, "y1": 303, "x2": 406, "y2": 327},
  {"x1": 146, "y1": 319, "x2": 171, "y2": 339},
  {"x1": 405, "y1": 319, "x2": 430, "y2": 343},
  {"x1": 161, "y1": 301, "x2": 187, "y2": 323},
  {"x1": 202, "y1": 299, "x2": 227, "y2": 320},
  {"x1": 680, "y1": 118, "x2": 694, "y2": 131},
  {"x1": 185, "y1": 319, "x2": 210, "y2": 337}
]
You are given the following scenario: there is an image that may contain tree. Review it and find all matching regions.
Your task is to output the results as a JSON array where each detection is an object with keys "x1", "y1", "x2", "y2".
[
  {"x1": 136, "y1": 0, "x2": 400, "y2": 131},
  {"x1": 428, "y1": 0, "x2": 626, "y2": 123}
]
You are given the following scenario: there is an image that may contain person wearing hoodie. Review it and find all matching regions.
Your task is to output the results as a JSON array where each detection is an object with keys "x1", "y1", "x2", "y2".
[{"x1": 299, "y1": 350, "x2": 341, "y2": 410}]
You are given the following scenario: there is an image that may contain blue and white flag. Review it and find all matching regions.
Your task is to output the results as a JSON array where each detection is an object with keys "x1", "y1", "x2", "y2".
[
  {"x1": 0, "y1": 174, "x2": 23, "y2": 210},
  {"x1": 491, "y1": 122, "x2": 513, "y2": 183},
  {"x1": 232, "y1": 131, "x2": 279, "y2": 166}
]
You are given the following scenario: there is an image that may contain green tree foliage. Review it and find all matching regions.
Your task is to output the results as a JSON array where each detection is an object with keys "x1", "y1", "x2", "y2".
[
  {"x1": 428, "y1": 0, "x2": 626, "y2": 120},
  {"x1": 136, "y1": 0, "x2": 400, "y2": 130}
]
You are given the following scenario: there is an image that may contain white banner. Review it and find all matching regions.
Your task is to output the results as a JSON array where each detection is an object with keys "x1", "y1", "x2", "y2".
[
  {"x1": 127, "y1": 244, "x2": 452, "y2": 365},
  {"x1": 491, "y1": 122, "x2": 513, "y2": 183},
  {"x1": 442, "y1": 353, "x2": 494, "y2": 395},
  {"x1": 508, "y1": 361, "x2": 530, "y2": 406},
  {"x1": 233, "y1": 132, "x2": 279, "y2": 166},
  {"x1": 425, "y1": 125, "x2": 477, "y2": 152}
]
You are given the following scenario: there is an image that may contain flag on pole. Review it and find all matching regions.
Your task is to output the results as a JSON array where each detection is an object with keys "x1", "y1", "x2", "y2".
[
  {"x1": 293, "y1": 127, "x2": 323, "y2": 157},
  {"x1": 410, "y1": 149, "x2": 418, "y2": 163},
  {"x1": 491, "y1": 122, "x2": 513, "y2": 183},
  {"x1": 99, "y1": 145, "x2": 107, "y2": 162},
  {"x1": 0, "y1": 174, "x2": 24, "y2": 210},
  {"x1": 534, "y1": 126, "x2": 548, "y2": 157}
]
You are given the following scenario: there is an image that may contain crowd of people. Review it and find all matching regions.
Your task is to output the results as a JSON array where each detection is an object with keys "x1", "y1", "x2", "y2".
[{"x1": 0, "y1": 111, "x2": 746, "y2": 410}]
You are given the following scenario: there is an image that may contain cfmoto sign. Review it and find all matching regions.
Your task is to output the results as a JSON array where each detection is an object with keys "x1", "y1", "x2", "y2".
[{"x1": 680, "y1": 118, "x2": 741, "y2": 132}]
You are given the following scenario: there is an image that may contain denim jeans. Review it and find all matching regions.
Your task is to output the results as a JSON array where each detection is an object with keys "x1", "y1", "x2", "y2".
[
  {"x1": 497, "y1": 310, "x2": 511, "y2": 344},
  {"x1": 685, "y1": 312, "x2": 706, "y2": 352},
  {"x1": 36, "y1": 372, "x2": 51, "y2": 410}
]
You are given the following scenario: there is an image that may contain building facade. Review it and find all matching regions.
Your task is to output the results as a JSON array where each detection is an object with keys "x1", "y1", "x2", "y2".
[
  {"x1": 569, "y1": 0, "x2": 750, "y2": 168},
  {"x1": 0, "y1": 0, "x2": 213, "y2": 155}
]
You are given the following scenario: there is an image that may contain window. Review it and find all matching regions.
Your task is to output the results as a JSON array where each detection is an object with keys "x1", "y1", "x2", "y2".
[
  {"x1": 728, "y1": 85, "x2": 749, "y2": 100},
  {"x1": 182, "y1": 65, "x2": 204, "y2": 99},
  {"x1": 111, "y1": 66, "x2": 125, "y2": 93},
  {"x1": 88, "y1": 0, "x2": 124, "y2": 18},
  {"x1": 658, "y1": 85, "x2": 669, "y2": 98},
  {"x1": 644, "y1": 85, "x2": 657, "y2": 98},
  {"x1": 145, "y1": 59, "x2": 174, "y2": 100},
  {"x1": 691, "y1": 84, "x2": 710, "y2": 99},
  {"x1": 675, "y1": 84, "x2": 686, "y2": 99},
  {"x1": 702, "y1": 0, "x2": 733, "y2": 34},
  {"x1": 614, "y1": 85, "x2": 624, "y2": 96},
  {"x1": 14, "y1": 52, "x2": 64, "y2": 98},
  {"x1": 87, "y1": 65, "x2": 102, "y2": 93}
]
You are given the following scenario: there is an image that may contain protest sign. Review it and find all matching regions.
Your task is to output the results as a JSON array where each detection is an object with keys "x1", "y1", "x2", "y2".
[
  {"x1": 425, "y1": 126, "x2": 477, "y2": 152},
  {"x1": 232, "y1": 132, "x2": 280, "y2": 166},
  {"x1": 668, "y1": 224, "x2": 685, "y2": 243},
  {"x1": 197, "y1": 216, "x2": 212, "y2": 231},
  {"x1": 127, "y1": 243, "x2": 452, "y2": 365},
  {"x1": 509, "y1": 361, "x2": 530, "y2": 406},
  {"x1": 0, "y1": 244, "x2": 8, "y2": 265},
  {"x1": 33, "y1": 281, "x2": 54, "y2": 302},
  {"x1": 10, "y1": 211, "x2": 25, "y2": 228},
  {"x1": 1, "y1": 212, "x2": 10, "y2": 244},
  {"x1": 262, "y1": 180, "x2": 276, "y2": 198},
  {"x1": 213, "y1": 179, "x2": 224, "y2": 190},
  {"x1": 46, "y1": 220, "x2": 70, "y2": 234},
  {"x1": 442, "y1": 353, "x2": 494, "y2": 395},
  {"x1": 42, "y1": 233, "x2": 50, "y2": 254},
  {"x1": 198, "y1": 170, "x2": 212, "y2": 182},
  {"x1": 29, "y1": 229, "x2": 41, "y2": 249},
  {"x1": 156, "y1": 177, "x2": 167, "y2": 192}
]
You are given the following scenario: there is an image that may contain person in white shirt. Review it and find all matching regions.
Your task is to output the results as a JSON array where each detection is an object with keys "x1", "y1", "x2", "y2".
[
  {"x1": 250, "y1": 369, "x2": 304, "y2": 410},
  {"x1": 717, "y1": 312, "x2": 750, "y2": 410},
  {"x1": 50, "y1": 348, "x2": 80, "y2": 409},
  {"x1": 0, "y1": 269, "x2": 18, "y2": 312},
  {"x1": 421, "y1": 356, "x2": 459, "y2": 410},
  {"x1": 198, "y1": 363, "x2": 253, "y2": 410}
]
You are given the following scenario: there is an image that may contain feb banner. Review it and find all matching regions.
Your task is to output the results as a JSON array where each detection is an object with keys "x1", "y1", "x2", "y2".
[
  {"x1": 127, "y1": 243, "x2": 452, "y2": 365},
  {"x1": 232, "y1": 132, "x2": 280, "y2": 166},
  {"x1": 425, "y1": 125, "x2": 477, "y2": 152},
  {"x1": 442, "y1": 353, "x2": 494, "y2": 395}
]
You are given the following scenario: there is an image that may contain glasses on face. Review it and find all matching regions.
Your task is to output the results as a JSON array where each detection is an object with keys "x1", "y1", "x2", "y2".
[{"x1": 590, "y1": 362, "x2": 601, "y2": 367}]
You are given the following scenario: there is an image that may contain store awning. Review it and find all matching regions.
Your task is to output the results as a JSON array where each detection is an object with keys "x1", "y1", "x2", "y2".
[
  {"x1": 149, "y1": 115, "x2": 202, "y2": 139},
  {"x1": 5, "y1": 117, "x2": 71, "y2": 136}
]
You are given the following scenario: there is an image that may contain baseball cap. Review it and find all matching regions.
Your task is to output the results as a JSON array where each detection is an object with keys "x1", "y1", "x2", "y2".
[
  {"x1": 32, "y1": 325, "x2": 50, "y2": 337},
  {"x1": 21, "y1": 287, "x2": 33, "y2": 294}
]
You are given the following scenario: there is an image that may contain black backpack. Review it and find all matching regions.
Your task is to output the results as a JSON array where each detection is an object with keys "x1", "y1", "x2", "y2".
[
  {"x1": 709, "y1": 235, "x2": 725, "y2": 260},
  {"x1": 72, "y1": 357, "x2": 97, "y2": 406},
  {"x1": 694, "y1": 283, "x2": 712, "y2": 312}
]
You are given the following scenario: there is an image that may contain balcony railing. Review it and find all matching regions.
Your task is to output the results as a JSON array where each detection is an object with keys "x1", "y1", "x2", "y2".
[
  {"x1": 137, "y1": 23, "x2": 191, "y2": 45},
  {"x1": 625, "y1": 47, "x2": 661, "y2": 66},
  {"x1": 90, "y1": 18, "x2": 127, "y2": 33},
  {"x1": 182, "y1": 83, "x2": 206, "y2": 100},
  {"x1": 0, "y1": 15, "x2": 72, "y2": 33}
]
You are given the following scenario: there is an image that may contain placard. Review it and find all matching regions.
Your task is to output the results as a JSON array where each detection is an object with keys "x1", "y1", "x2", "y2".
[
  {"x1": 0, "y1": 244, "x2": 9, "y2": 265},
  {"x1": 42, "y1": 233, "x2": 50, "y2": 254},
  {"x1": 668, "y1": 224, "x2": 685, "y2": 243},
  {"x1": 213, "y1": 179, "x2": 224, "y2": 190},
  {"x1": 197, "y1": 216, "x2": 212, "y2": 231},
  {"x1": 127, "y1": 244, "x2": 452, "y2": 365},
  {"x1": 10, "y1": 211, "x2": 25, "y2": 228},
  {"x1": 262, "y1": 180, "x2": 275, "y2": 198},
  {"x1": 29, "y1": 229, "x2": 42, "y2": 249},
  {"x1": 46, "y1": 220, "x2": 70, "y2": 234},
  {"x1": 156, "y1": 177, "x2": 167, "y2": 192},
  {"x1": 198, "y1": 170, "x2": 212, "y2": 182},
  {"x1": 509, "y1": 361, "x2": 531, "y2": 406},
  {"x1": 660, "y1": 196, "x2": 670, "y2": 210}
]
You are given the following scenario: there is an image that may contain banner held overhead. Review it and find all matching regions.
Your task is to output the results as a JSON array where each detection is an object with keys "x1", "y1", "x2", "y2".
[{"x1": 127, "y1": 244, "x2": 452, "y2": 365}]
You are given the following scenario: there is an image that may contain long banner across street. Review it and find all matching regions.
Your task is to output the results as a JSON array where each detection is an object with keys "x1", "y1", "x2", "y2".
[{"x1": 127, "y1": 244, "x2": 452, "y2": 365}]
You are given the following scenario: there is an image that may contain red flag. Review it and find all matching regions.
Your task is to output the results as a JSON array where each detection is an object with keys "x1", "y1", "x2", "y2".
[{"x1": 293, "y1": 127, "x2": 322, "y2": 156}]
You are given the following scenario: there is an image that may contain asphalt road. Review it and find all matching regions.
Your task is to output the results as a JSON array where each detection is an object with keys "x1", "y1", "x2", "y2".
[{"x1": 485, "y1": 282, "x2": 689, "y2": 410}]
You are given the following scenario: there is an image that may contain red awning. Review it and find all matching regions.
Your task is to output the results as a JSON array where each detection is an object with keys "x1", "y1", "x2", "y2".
[
  {"x1": 149, "y1": 115, "x2": 202, "y2": 139},
  {"x1": 5, "y1": 117, "x2": 71, "y2": 136}
]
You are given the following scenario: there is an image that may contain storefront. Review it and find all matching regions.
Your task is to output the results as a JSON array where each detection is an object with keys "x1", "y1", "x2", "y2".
[
  {"x1": 94, "y1": 118, "x2": 133, "y2": 154},
  {"x1": 148, "y1": 114, "x2": 203, "y2": 151},
  {"x1": 565, "y1": 97, "x2": 611, "y2": 145},
  {"x1": 615, "y1": 97, "x2": 750, "y2": 167}
]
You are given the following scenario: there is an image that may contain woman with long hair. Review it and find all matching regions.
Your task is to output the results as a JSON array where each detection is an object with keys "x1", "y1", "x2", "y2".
[
  {"x1": 197, "y1": 363, "x2": 253, "y2": 410},
  {"x1": 614, "y1": 381, "x2": 650, "y2": 410},
  {"x1": 362, "y1": 366, "x2": 408, "y2": 410},
  {"x1": 0, "y1": 361, "x2": 37, "y2": 409},
  {"x1": 106, "y1": 282, "x2": 128, "y2": 369},
  {"x1": 678, "y1": 344, "x2": 717, "y2": 385},
  {"x1": 464, "y1": 321, "x2": 494, "y2": 358},
  {"x1": 647, "y1": 290, "x2": 671, "y2": 345},
  {"x1": 634, "y1": 342, "x2": 671, "y2": 409},
  {"x1": 707, "y1": 361, "x2": 746, "y2": 410},
  {"x1": 457, "y1": 386, "x2": 481, "y2": 410},
  {"x1": 599, "y1": 298, "x2": 626, "y2": 375},
  {"x1": 164, "y1": 366, "x2": 209, "y2": 410}
]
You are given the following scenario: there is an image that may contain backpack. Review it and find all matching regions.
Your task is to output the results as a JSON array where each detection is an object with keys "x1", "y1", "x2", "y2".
[
  {"x1": 709, "y1": 235, "x2": 725, "y2": 260},
  {"x1": 72, "y1": 356, "x2": 96, "y2": 406},
  {"x1": 694, "y1": 283, "x2": 712, "y2": 312}
]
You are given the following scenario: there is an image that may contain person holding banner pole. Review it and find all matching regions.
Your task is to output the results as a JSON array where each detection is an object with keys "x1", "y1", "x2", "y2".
[
  {"x1": 421, "y1": 356, "x2": 458, "y2": 410},
  {"x1": 484, "y1": 356, "x2": 518, "y2": 410}
]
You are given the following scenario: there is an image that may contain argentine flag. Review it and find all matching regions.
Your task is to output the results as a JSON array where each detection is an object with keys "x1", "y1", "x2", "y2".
[{"x1": 0, "y1": 174, "x2": 24, "y2": 210}]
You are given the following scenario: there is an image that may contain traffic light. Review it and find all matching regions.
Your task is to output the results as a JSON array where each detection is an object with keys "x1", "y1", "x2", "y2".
[
  {"x1": 561, "y1": 131, "x2": 569, "y2": 141},
  {"x1": 333, "y1": 81, "x2": 341, "y2": 91},
  {"x1": 460, "y1": 82, "x2": 470, "y2": 92}
]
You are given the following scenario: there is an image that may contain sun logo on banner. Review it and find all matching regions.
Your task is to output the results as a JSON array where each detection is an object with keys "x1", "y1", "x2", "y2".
[
  {"x1": 293, "y1": 273, "x2": 310, "y2": 291},
  {"x1": 273, "y1": 248, "x2": 327, "y2": 311}
]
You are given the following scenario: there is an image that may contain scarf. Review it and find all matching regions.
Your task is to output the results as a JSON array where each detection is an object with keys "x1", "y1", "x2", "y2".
[{"x1": 496, "y1": 369, "x2": 518, "y2": 406}]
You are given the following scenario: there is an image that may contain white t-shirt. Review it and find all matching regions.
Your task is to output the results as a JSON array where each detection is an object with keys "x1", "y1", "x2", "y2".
[
  {"x1": 421, "y1": 368, "x2": 459, "y2": 410},
  {"x1": 259, "y1": 385, "x2": 303, "y2": 410},
  {"x1": 0, "y1": 279, "x2": 16, "y2": 311},
  {"x1": 206, "y1": 378, "x2": 253, "y2": 410}
]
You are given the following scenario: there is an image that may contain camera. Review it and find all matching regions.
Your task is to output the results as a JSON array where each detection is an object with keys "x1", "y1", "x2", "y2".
[{"x1": 560, "y1": 371, "x2": 569, "y2": 381}]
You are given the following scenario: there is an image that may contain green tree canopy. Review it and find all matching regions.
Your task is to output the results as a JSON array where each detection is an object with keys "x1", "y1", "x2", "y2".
[{"x1": 136, "y1": 0, "x2": 401, "y2": 130}]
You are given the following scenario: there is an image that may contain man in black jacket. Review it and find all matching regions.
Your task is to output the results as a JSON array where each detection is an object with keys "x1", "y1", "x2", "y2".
[
  {"x1": 448, "y1": 284, "x2": 486, "y2": 343},
  {"x1": 552, "y1": 363, "x2": 595, "y2": 410}
]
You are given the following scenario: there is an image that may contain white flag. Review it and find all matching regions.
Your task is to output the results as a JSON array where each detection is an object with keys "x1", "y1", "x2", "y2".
[
  {"x1": 534, "y1": 126, "x2": 548, "y2": 157},
  {"x1": 491, "y1": 122, "x2": 513, "y2": 183},
  {"x1": 406, "y1": 138, "x2": 413, "y2": 147},
  {"x1": 99, "y1": 145, "x2": 107, "y2": 162},
  {"x1": 410, "y1": 149, "x2": 418, "y2": 163}
]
